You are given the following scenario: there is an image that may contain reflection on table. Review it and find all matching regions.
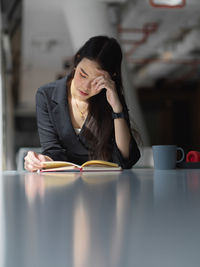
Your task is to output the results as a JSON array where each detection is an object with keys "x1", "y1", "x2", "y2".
[{"x1": 1, "y1": 169, "x2": 200, "y2": 267}]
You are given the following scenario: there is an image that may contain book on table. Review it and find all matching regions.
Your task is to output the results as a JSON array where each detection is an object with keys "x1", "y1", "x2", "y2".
[{"x1": 39, "y1": 160, "x2": 122, "y2": 172}]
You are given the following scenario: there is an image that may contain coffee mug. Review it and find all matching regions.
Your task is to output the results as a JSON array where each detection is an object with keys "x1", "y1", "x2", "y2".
[{"x1": 152, "y1": 145, "x2": 185, "y2": 170}]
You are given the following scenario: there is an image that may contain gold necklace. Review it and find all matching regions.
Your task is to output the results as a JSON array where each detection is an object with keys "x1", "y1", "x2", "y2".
[{"x1": 74, "y1": 97, "x2": 88, "y2": 120}]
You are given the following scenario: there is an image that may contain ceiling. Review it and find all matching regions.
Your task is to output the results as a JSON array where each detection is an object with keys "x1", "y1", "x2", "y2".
[
  {"x1": 1, "y1": 0, "x2": 200, "y2": 93},
  {"x1": 119, "y1": 0, "x2": 200, "y2": 88}
]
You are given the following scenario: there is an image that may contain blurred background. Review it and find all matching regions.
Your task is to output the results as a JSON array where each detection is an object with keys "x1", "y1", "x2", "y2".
[{"x1": 0, "y1": 0, "x2": 200, "y2": 170}]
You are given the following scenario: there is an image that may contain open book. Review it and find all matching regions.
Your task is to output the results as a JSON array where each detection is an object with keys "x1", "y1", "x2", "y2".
[{"x1": 39, "y1": 160, "x2": 122, "y2": 172}]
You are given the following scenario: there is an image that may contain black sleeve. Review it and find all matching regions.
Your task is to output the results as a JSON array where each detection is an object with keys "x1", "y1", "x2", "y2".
[
  {"x1": 112, "y1": 136, "x2": 140, "y2": 169},
  {"x1": 36, "y1": 87, "x2": 69, "y2": 161}
]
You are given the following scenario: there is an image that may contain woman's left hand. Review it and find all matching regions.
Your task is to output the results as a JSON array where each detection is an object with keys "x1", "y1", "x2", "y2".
[{"x1": 92, "y1": 69, "x2": 123, "y2": 113}]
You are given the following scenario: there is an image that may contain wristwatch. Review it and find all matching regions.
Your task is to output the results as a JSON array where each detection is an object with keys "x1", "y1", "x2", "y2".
[{"x1": 112, "y1": 110, "x2": 126, "y2": 119}]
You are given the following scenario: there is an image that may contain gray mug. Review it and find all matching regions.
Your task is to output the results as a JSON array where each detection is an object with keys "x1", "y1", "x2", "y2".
[{"x1": 152, "y1": 145, "x2": 185, "y2": 170}]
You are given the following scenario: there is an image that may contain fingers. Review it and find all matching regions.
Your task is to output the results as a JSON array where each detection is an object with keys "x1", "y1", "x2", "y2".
[
  {"x1": 92, "y1": 77, "x2": 105, "y2": 91},
  {"x1": 24, "y1": 151, "x2": 47, "y2": 172},
  {"x1": 38, "y1": 154, "x2": 53, "y2": 168},
  {"x1": 38, "y1": 154, "x2": 47, "y2": 162},
  {"x1": 92, "y1": 75, "x2": 115, "y2": 92}
]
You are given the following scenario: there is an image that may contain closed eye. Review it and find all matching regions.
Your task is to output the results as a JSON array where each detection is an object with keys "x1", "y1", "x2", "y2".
[{"x1": 80, "y1": 72, "x2": 87, "y2": 78}]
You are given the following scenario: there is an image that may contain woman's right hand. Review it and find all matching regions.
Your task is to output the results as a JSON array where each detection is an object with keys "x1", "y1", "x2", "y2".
[{"x1": 24, "y1": 151, "x2": 53, "y2": 172}]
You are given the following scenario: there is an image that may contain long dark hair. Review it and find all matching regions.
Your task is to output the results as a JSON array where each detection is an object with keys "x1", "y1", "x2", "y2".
[{"x1": 68, "y1": 36, "x2": 129, "y2": 160}]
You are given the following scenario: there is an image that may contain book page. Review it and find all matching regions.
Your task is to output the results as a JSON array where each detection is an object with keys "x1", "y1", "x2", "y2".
[
  {"x1": 81, "y1": 160, "x2": 119, "y2": 168},
  {"x1": 42, "y1": 161, "x2": 80, "y2": 169},
  {"x1": 41, "y1": 165, "x2": 81, "y2": 172}
]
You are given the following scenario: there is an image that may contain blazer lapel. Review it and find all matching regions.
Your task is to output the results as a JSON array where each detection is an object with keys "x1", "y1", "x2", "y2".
[{"x1": 51, "y1": 77, "x2": 89, "y2": 155}]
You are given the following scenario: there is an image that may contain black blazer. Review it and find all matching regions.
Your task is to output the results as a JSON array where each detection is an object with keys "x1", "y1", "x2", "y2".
[{"x1": 36, "y1": 76, "x2": 140, "y2": 168}]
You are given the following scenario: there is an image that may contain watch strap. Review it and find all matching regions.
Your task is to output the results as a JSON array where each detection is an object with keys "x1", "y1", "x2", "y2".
[{"x1": 112, "y1": 110, "x2": 126, "y2": 119}]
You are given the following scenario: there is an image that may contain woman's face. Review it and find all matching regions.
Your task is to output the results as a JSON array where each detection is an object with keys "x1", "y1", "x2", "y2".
[{"x1": 72, "y1": 58, "x2": 104, "y2": 100}]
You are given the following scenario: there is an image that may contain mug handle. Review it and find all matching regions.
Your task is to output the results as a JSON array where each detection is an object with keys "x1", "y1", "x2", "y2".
[{"x1": 176, "y1": 147, "x2": 185, "y2": 163}]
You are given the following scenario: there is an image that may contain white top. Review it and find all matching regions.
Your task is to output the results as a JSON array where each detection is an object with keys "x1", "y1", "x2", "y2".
[{"x1": 74, "y1": 128, "x2": 81, "y2": 135}]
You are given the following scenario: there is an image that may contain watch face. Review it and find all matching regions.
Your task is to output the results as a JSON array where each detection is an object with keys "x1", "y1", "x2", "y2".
[{"x1": 149, "y1": 0, "x2": 185, "y2": 8}]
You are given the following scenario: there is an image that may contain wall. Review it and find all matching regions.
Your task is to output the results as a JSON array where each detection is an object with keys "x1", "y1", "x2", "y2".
[{"x1": 20, "y1": 0, "x2": 74, "y2": 111}]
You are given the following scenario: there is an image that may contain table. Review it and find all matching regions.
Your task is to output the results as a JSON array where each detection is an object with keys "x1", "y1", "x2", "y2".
[{"x1": 1, "y1": 168, "x2": 200, "y2": 267}]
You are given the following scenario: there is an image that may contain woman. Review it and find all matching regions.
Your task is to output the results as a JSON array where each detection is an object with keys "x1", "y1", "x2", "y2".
[{"x1": 24, "y1": 36, "x2": 140, "y2": 172}]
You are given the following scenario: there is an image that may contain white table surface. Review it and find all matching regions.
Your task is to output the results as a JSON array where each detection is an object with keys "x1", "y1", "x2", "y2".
[{"x1": 1, "y1": 168, "x2": 200, "y2": 267}]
